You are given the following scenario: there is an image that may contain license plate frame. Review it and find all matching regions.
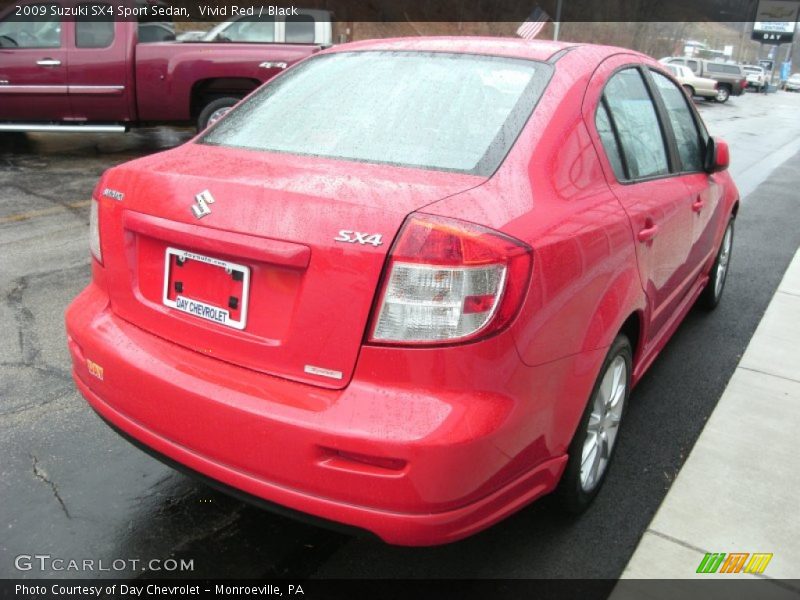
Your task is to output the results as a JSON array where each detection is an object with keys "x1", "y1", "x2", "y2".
[{"x1": 162, "y1": 247, "x2": 250, "y2": 330}]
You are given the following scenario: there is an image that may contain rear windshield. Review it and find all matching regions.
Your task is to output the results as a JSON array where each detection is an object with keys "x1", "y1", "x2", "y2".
[{"x1": 201, "y1": 51, "x2": 552, "y2": 175}]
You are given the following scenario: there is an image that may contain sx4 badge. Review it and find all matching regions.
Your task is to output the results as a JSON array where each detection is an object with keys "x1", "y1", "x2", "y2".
[{"x1": 334, "y1": 230, "x2": 383, "y2": 247}]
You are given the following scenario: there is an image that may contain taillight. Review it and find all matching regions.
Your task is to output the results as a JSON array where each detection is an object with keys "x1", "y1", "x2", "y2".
[
  {"x1": 89, "y1": 198, "x2": 102, "y2": 264},
  {"x1": 369, "y1": 214, "x2": 532, "y2": 345}
]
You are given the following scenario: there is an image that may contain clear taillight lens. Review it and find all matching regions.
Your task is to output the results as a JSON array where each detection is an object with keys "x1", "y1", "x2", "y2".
[
  {"x1": 89, "y1": 198, "x2": 102, "y2": 264},
  {"x1": 369, "y1": 214, "x2": 532, "y2": 345}
]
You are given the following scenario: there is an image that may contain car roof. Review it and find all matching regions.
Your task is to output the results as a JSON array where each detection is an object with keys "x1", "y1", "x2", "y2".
[{"x1": 326, "y1": 37, "x2": 630, "y2": 63}]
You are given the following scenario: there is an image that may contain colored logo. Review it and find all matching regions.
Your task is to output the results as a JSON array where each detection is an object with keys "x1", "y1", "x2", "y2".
[
  {"x1": 86, "y1": 358, "x2": 104, "y2": 381},
  {"x1": 696, "y1": 552, "x2": 772, "y2": 574}
]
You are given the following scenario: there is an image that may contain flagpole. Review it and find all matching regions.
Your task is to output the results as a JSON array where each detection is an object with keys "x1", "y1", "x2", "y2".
[{"x1": 553, "y1": 0, "x2": 563, "y2": 41}]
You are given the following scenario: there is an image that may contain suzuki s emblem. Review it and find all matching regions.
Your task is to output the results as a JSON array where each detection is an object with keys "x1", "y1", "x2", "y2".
[{"x1": 191, "y1": 190, "x2": 215, "y2": 219}]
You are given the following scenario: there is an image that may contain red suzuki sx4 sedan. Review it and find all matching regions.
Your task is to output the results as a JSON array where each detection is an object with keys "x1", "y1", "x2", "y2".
[{"x1": 66, "y1": 38, "x2": 739, "y2": 545}]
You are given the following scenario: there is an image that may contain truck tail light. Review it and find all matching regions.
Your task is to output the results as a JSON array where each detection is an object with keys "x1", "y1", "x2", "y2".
[
  {"x1": 368, "y1": 214, "x2": 532, "y2": 345},
  {"x1": 89, "y1": 198, "x2": 102, "y2": 264}
]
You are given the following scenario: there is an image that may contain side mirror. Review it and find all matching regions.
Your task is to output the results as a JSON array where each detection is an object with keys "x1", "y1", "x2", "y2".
[{"x1": 705, "y1": 137, "x2": 729, "y2": 173}]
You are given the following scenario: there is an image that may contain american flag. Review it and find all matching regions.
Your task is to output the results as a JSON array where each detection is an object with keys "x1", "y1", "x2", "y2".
[{"x1": 516, "y1": 7, "x2": 550, "y2": 40}]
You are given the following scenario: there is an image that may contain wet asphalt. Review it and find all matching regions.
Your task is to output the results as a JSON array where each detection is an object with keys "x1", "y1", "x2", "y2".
[{"x1": 1, "y1": 92, "x2": 800, "y2": 580}]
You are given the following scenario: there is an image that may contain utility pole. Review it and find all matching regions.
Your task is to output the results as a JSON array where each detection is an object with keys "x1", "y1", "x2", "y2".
[{"x1": 553, "y1": 0, "x2": 563, "y2": 41}]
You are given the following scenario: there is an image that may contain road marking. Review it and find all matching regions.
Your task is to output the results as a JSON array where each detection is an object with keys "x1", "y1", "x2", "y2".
[
  {"x1": 736, "y1": 137, "x2": 800, "y2": 201},
  {"x1": 0, "y1": 199, "x2": 91, "y2": 225}
]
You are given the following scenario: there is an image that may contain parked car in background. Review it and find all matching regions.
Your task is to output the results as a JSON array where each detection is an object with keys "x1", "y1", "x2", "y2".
[
  {"x1": 200, "y1": 9, "x2": 332, "y2": 45},
  {"x1": 176, "y1": 29, "x2": 208, "y2": 42},
  {"x1": 0, "y1": 1, "x2": 329, "y2": 131},
  {"x1": 664, "y1": 63, "x2": 718, "y2": 100},
  {"x1": 742, "y1": 65, "x2": 767, "y2": 91},
  {"x1": 661, "y1": 57, "x2": 747, "y2": 102},
  {"x1": 784, "y1": 73, "x2": 800, "y2": 91},
  {"x1": 67, "y1": 38, "x2": 739, "y2": 546}
]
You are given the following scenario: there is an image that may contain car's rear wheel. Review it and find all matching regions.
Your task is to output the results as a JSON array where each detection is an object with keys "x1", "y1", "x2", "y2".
[
  {"x1": 699, "y1": 219, "x2": 734, "y2": 310},
  {"x1": 683, "y1": 84, "x2": 695, "y2": 97},
  {"x1": 714, "y1": 85, "x2": 730, "y2": 103},
  {"x1": 197, "y1": 97, "x2": 239, "y2": 131},
  {"x1": 557, "y1": 334, "x2": 632, "y2": 514}
]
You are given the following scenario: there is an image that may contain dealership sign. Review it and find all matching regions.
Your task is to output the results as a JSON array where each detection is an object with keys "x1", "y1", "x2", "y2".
[{"x1": 751, "y1": 0, "x2": 800, "y2": 43}]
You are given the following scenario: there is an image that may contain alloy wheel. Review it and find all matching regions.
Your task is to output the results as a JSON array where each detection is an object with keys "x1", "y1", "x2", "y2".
[
  {"x1": 714, "y1": 224, "x2": 733, "y2": 299},
  {"x1": 580, "y1": 355, "x2": 627, "y2": 492}
]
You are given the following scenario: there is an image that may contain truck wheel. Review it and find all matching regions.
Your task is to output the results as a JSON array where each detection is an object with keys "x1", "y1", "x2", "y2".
[
  {"x1": 197, "y1": 97, "x2": 239, "y2": 131},
  {"x1": 714, "y1": 85, "x2": 730, "y2": 103}
]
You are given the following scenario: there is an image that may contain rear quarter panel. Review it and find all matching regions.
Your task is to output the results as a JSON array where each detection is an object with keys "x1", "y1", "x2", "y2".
[{"x1": 424, "y1": 47, "x2": 646, "y2": 368}]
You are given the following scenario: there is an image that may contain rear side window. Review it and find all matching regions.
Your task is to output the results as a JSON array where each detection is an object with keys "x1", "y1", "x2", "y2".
[
  {"x1": 285, "y1": 14, "x2": 315, "y2": 43},
  {"x1": 601, "y1": 68, "x2": 669, "y2": 180},
  {"x1": 75, "y1": 3, "x2": 114, "y2": 48},
  {"x1": 595, "y1": 102, "x2": 625, "y2": 180},
  {"x1": 650, "y1": 71, "x2": 705, "y2": 172},
  {"x1": 0, "y1": 3, "x2": 60, "y2": 48},
  {"x1": 687, "y1": 60, "x2": 699, "y2": 72},
  {"x1": 707, "y1": 63, "x2": 741, "y2": 75},
  {"x1": 202, "y1": 51, "x2": 552, "y2": 175}
]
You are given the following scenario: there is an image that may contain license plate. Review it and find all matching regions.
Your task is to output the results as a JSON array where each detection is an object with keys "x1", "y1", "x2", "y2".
[{"x1": 162, "y1": 247, "x2": 250, "y2": 330}]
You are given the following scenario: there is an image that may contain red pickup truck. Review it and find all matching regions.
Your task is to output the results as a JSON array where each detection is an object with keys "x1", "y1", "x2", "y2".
[{"x1": 0, "y1": 1, "x2": 327, "y2": 131}]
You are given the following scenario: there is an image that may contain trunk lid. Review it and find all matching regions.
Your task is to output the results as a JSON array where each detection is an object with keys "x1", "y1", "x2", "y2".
[{"x1": 99, "y1": 143, "x2": 484, "y2": 388}]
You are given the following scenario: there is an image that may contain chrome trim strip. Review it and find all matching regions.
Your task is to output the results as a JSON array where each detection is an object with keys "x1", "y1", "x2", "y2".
[
  {"x1": 0, "y1": 85, "x2": 125, "y2": 95},
  {"x1": 68, "y1": 85, "x2": 125, "y2": 95},
  {"x1": 0, "y1": 85, "x2": 68, "y2": 94}
]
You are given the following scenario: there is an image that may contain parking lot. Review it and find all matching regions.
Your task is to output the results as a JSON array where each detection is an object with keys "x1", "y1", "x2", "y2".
[{"x1": 2, "y1": 90, "x2": 800, "y2": 579}]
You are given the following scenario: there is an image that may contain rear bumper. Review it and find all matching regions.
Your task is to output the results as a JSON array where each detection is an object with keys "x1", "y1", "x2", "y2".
[{"x1": 66, "y1": 283, "x2": 599, "y2": 545}]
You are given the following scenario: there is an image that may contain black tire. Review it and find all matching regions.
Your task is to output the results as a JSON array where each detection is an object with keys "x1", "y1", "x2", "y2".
[
  {"x1": 556, "y1": 334, "x2": 633, "y2": 514},
  {"x1": 197, "y1": 96, "x2": 239, "y2": 131},
  {"x1": 699, "y1": 218, "x2": 734, "y2": 310},
  {"x1": 714, "y1": 85, "x2": 730, "y2": 103},
  {"x1": 683, "y1": 84, "x2": 695, "y2": 97}
]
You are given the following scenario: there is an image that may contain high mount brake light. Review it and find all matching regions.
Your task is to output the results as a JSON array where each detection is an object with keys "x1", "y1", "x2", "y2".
[{"x1": 369, "y1": 214, "x2": 532, "y2": 345}]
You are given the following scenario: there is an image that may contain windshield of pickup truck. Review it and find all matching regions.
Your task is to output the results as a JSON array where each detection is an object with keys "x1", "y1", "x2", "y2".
[{"x1": 201, "y1": 51, "x2": 551, "y2": 175}]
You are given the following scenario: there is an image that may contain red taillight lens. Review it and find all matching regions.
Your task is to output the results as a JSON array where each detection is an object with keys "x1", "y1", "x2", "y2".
[{"x1": 368, "y1": 214, "x2": 532, "y2": 345}]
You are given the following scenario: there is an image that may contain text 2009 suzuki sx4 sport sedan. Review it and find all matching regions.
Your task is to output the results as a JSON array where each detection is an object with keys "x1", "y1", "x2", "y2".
[{"x1": 66, "y1": 38, "x2": 738, "y2": 545}]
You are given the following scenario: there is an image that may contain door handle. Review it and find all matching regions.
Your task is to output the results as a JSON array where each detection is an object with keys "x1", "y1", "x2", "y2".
[
  {"x1": 637, "y1": 222, "x2": 659, "y2": 243},
  {"x1": 36, "y1": 58, "x2": 62, "y2": 67},
  {"x1": 692, "y1": 197, "x2": 705, "y2": 212}
]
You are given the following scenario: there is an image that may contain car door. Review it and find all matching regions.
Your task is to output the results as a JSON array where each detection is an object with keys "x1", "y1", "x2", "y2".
[
  {"x1": 0, "y1": 2, "x2": 70, "y2": 121},
  {"x1": 585, "y1": 58, "x2": 695, "y2": 342},
  {"x1": 67, "y1": 2, "x2": 131, "y2": 122},
  {"x1": 649, "y1": 68, "x2": 724, "y2": 279}
]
